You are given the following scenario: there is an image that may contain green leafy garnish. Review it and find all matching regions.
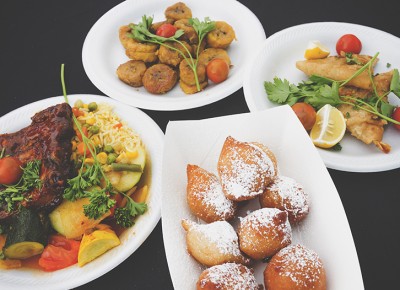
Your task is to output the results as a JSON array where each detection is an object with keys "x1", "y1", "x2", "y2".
[
  {"x1": 345, "y1": 52, "x2": 362, "y2": 65},
  {"x1": 390, "y1": 68, "x2": 400, "y2": 98},
  {"x1": 83, "y1": 188, "x2": 116, "y2": 220},
  {"x1": 114, "y1": 193, "x2": 147, "y2": 228},
  {"x1": 327, "y1": 143, "x2": 342, "y2": 151}
]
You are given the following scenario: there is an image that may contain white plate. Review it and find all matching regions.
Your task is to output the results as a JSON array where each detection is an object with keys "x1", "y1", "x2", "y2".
[
  {"x1": 243, "y1": 22, "x2": 400, "y2": 172},
  {"x1": 0, "y1": 94, "x2": 164, "y2": 290},
  {"x1": 162, "y1": 105, "x2": 364, "y2": 290},
  {"x1": 82, "y1": 0, "x2": 265, "y2": 111}
]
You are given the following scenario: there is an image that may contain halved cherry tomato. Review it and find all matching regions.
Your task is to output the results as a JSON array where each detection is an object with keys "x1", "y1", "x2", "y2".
[
  {"x1": 156, "y1": 23, "x2": 177, "y2": 38},
  {"x1": 291, "y1": 103, "x2": 317, "y2": 131},
  {"x1": 76, "y1": 126, "x2": 88, "y2": 142},
  {"x1": 72, "y1": 107, "x2": 84, "y2": 117},
  {"x1": 336, "y1": 34, "x2": 362, "y2": 55},
  {"x1": 0, "y1": 157, "x2": 23, "y2": 185},
  {"x1": 38, "y1": 235, "x2": 80, "y2": 272},
  {"x1": 206, "y1": 59, "x2": 229, "y2": 84},
  {"x1": 392, "y1": 107, "x2": 400, "y2": 130}
]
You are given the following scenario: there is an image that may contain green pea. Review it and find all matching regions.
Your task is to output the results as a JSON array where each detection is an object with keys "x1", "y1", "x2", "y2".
[
  {"x1": 89, "y1": 125, "x2": 100, "y2": 134},
  {"x1": 107, "y1": 153, "x2": 117, "y2": 164},
  {"x1": 104, "y1": 145, "x2": 114, "y2": 153},
  {"x1": 88, "y1": 102, "x2": 98, "y2": 112}
]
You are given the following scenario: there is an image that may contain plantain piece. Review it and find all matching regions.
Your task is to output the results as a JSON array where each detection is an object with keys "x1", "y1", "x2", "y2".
[
  {"x1": 125, "y1": 51, "x2": 158, "y2": 63},
  {"x1": 119, "y1": 25, "x2": 158, "y2": 53},
  {"x1": 191, "y1": 39, "x2": 207, "y2": 55},
  {"x1": 157, "y1": 41, "x2": 193, "y2": 67},
  {"x1": 198, "y1": 48, "x2": 231, "y2": 67},
  {"x1": 116, "y1": 60, "x2": 147, "y2": 87},
  {"x1": 179, "y1": 58, "x2": 206, "y2": 86},
  {"x1": 174, "y1": 19, "x2": 198, "y2": 44},
  {"x1": 143, "y1": 64, "x2": 178, "y2": 94},
  {"x1": 165, "y1": 2, "x2": 192, "y2": 22},
  {"x1": 206, "y1": 21, "x2": 236, "y2": 49},
  {"x1": 179, "y1": 79, "x2": 208, "y2": 94}
]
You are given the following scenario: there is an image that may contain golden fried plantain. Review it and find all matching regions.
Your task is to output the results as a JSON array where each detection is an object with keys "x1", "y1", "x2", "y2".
[
  {"x1": 157, "y1": 41, "x2": 193, "y2": 67},
  {"x1": 179, "y1": 59, "x2": 206, "y2": 86},
  {"x1": 199, "y1": 48, "x2": 231, "y2": 67},
  {"x1": 191, "y1": 39, "x2": 207, "y2": 56},
  {"x1": 142, "y1": 64, "x2": 178, "y2": 94},
  {"x1": 116, "y1": 60, "x2": 147, "y2": 87},
  {"x1": 119, "y1": 25, "x2": 158, "y2": 53},
  {"x1": 125, "y1": 51, "x2": 158, "y2": 63},
  {"x1": 206, "y1": 21, "x2": 236, "y2": 49},
  {"x1": 179, "y1": 79, "x2": 208, "y2": 94},
  {"x1": 165, "y1": 2, "x2": 192, "y2": 22},
  {"x1": 174, "y1": 19, "x2": 198, "y2": 44}
]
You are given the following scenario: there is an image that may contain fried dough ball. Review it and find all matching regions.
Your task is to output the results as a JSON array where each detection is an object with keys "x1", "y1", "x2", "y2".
[
  {"x1": 181, "y1": 219, "x2": 250, "y2": 267},
  {"x1": 217, "y1": 136, "x2": 277, "y2": 201},
  {"x1": 157, "y1": 41, "x2": 193, "y2": 67},
  {"x1": 142, "y1": 64, "x2": 177, "y2": 94},
  {"x1": 179, "y1": 79, "x2": 208, "y2": 94},
  {"x1": 165, "y1": 2, "x2": 192, "y2": 22},
  {"x1": 260, "y1": 176, "x2": 309, "y2": 224},
  {"x1": 264, "y1": 244, "x2": 327, "y2": 290},
  {"x1": 187, "y1": 164, "x2": 237, "y2": 223},
  {"x1": 197, "y1": 263, "x2": 262, "y2": 290},
  {"x1": 174, "y1": 19, "x2": 198, "y2": 43},
  {"x1": 206, "y1": 21, "x2": 236, "y2": 49},
  {"x1": 116, "y1": 60, "x2": 147, "y2": 87},
  {"x1": 179, "y1": 59, "x2": 206, "y2": 86},
  {"x1": 238, "y1": 208, "x2": 292, "y2": 260},
  {"x1": 198, "y1": 48, "x2": 231, "y2": 67}
]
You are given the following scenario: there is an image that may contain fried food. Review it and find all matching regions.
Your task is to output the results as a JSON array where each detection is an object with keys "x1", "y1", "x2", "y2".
[
  {"x1": 150, "y1": 19, "x2": 174, "y2": 34},
  {"x1": 165, "y1": 2, "x2": 192, "y2": 22},
  {"x1": 199, "y1": 48, "x2": 231, "y2": 67},
  {"x1": 191, "y1": 39, "x2": 207, "y2": 55},
  {"x1": 157, "y1": 41, "x2": 193, "y2": 67},
  {"x1": 206, "y1": 21, "x2": 236, "y2": 49},
  {"x1": 142, "y1": 64, "x2": 178, "y2": 94},
  {"x1": 119, "y1": 25, "x2": 158, "y2": 53},
  {"x1": 179, "y1": 79, "x2": 208, "y2": 94},
  {"x1": 197, "y1": 263, "x2": 262, "y2": 290},
  {"x1": 181, "y1": 219, "x2": 250, "y2": 267},
  {"x1": 125, "y1": 51, "x2": 158, "y2": 63},
  {"x1": 296, "y1": 55, "x2": 377, "y2": 90},
  {"x1": 116, "y1": 60, "x2": 147, "y2": 87},
  {"x1": 174, "y1": 19, "x2": 198, "y2": 44},
  {"x1": 217, "y1": 136, "x2": 277, "y2": 201},
  {"x1": 179, "y1": 59, "x2": 207, "y2": 86},
  {"x1": 186, "y1": 165, "x2": 237, "y2": 223},
  {"x1": 264, "y1": 244, "x2": 327, "y2": 290},
  {"x1": 259, "y1": 176, "x2": 309, "y2": 224},
  {"x1": 238, "y1": 208, "x2": 292, "y2": 260}
]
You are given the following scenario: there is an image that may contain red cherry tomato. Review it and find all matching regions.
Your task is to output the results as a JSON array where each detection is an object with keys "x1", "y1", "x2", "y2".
[
  {"x1": 336, "y1": 34, "x2": 362, "y2": 55},
  {"x1": 156, "y1": 23, "x2": 177, "y2": 38},
  {"x1": 38, "y1": 235, "x2": 80, "y2": 272},
  {"x1": 291, "y1": 103, "x2": 317, "y2": 131},
  {"x1": 206, "y1": 59, "x2": 229, "y2": 84},
  {"x1": 72, "y1": 107, "x2": 84, "y2": 117},
  {"x1": 0, "y1": 157, "x2": 23, "y2": 185},
  {"x1": 392, "y1": 107, "x2": 400, "y2": 130}
]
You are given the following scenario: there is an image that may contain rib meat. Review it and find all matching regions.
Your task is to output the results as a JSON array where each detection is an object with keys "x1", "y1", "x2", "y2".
[{"x1": 0, "y1": 103, "x2": 74, "y2": 219}]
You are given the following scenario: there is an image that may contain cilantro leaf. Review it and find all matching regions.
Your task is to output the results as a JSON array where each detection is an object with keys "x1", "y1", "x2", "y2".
[
  {"x1": 380, "y1": 102, "x2": 396, "y2": 117},
  {"x1": 264, "y1": 78, "x2": 298, "y2": 104},
  {"x1": 390, "y1": 69, "x2": 400, "y2": 98},
  {"x1": 305, "y1": 82, "x2": 341, "y2": 109}
]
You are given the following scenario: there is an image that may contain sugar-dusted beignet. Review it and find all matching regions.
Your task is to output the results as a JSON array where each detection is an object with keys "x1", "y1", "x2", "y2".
[
  {"x1": 182, "y1": 219, "x2": 250, "y2": 267},
  {"x1": 260, "y1": 176, "x2": 309, "y2": 224},
  {"x1": 217, "y1": 136, "x2": 277, "y2": 201},
  {"x1": 238, "y1": 208, "x2": 291, "y2": 260},
  {"x1": 187, "y1": 164, "x2": 237, "y2": 223},
  {"x1": 197, "y1": 263, "x2": 262, "y2": 290},
  {"x1": 264, "y1": 244, "x2": 327, "y2": 290}
]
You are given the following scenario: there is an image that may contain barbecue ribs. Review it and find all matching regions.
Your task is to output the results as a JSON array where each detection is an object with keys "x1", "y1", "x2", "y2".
[{"x1": 0, "y1": 103, "x2": 74, "y2": 219}]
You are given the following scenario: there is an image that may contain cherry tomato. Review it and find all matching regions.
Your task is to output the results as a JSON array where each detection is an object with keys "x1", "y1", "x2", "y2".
[
  {"x1": 392, "y1": 107, "x2": 400, "y2": 130},
  {"x1": 72, "y1": 107, "x2": 84, "y2": 117},
  {"x1": 336, "y1": 34, "x2": 362, "y2": 55},
  {"x1": 39, "y1": 235, "x2": 80, "y2": 271},
  {"x1": 0, "y1": 157, "x2": 23, "y2": 185},
  {"x1": 206, "y1": 59, "x2": 229, "y2": 84},
  {"x1": 291, "y1": 103, "x2": 317, "y2": 131},
  {"x1": 156, "y1": 23, "x2": 177, "y2": 38},
  {"x1": 76, "y1": 126, "x2": 88, "y2": 142}
]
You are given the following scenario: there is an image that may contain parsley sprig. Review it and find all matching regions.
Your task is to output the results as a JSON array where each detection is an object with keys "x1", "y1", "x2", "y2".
[
  {"x1": 114, "y1": 192, "x2": 147, "y2": 228},
  {"x1": 130, "y1": 15, "x2": 215, "y2": 92},
  {"x1": 265, "y1": 52, "x2": 400, "y2": 125}
]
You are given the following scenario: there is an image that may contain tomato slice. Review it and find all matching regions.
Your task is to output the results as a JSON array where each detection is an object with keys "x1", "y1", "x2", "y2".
[
  {"x1": 0, "y1": 157, "x2": 23, "y2": 185},
  {"x1": 38, "y1": 235, "x2": 80, "y2": 271}
]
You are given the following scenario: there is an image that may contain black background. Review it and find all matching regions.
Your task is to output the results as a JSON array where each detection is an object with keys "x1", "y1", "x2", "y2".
[{"x1": 1, "y1": 0, "x2": 399, "y2": 289}]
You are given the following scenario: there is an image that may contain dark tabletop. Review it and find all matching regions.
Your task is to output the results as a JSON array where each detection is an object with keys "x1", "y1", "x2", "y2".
[{"x1": 1, "y1": 0, "x2": 399, "y2": 289}]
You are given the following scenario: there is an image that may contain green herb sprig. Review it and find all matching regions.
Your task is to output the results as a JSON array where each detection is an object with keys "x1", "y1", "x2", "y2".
[{"x1": 114, "y1": 192, "x2": 147, "y2": 228}]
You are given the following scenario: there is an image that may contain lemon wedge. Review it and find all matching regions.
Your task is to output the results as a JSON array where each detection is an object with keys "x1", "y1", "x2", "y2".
[
  {"x1": 304, "y1": 40, "x2": 330, "y2": 60},
  {"x1": 310, "y1": 104, "x2": 346, "y2": 148}
]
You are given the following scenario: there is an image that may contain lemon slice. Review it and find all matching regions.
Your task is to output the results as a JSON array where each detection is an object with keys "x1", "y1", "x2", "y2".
[
  {"x1": 304, "y1": 40, "x2": 330, "y2": 60},
  {"x1": 310, "y1": 104, "x2": 346, "y2": 148}
]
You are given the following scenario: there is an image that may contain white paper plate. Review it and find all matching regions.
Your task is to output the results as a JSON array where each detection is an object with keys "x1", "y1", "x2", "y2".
[
  {"x1": 243, "y1": 22, "x2": 400, "y2": 172},
  {"x1": 0, "y1": 94, "x2": 164, "y2": 290},
  {"x1": 161, "y1": 105, "x2": 364, "y2": 290},
  {"x1": 82, "y1": 0, "x2": 265, "y2": 111}
]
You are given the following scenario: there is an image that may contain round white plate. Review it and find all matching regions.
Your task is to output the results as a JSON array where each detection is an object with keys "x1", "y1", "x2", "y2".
[
  {"x1": 0, "y1": 94, "x2": 164, "y2": 290},
  {"x1": 243, "y1": 22, "x2": 400, "y2": 172},
  {"x1": 82, "y1": 0, "x2": 266, "y2": 111}
]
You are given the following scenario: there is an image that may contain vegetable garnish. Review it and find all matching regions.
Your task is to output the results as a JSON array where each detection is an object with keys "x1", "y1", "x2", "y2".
[
  {"x1": 129, "y1": 15, "x2": 215, "y2": 92},
  {"x1": 265, "y1": 53, "x2": 400, "y2": 126},
  {"x1": 0, "y1": 160, "x2": 42, "y2": 212},
  {"x1": 60, "y1": 64, "x2": 147, "y2": 227}
]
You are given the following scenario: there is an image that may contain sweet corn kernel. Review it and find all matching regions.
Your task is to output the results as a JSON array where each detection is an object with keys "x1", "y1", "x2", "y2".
[
  {"x1": 86, "y1": 118, "x2": 96, "y2": 125},
  {"x1": 83, "y1": 104, "x2": 89, "y2": 109},
  {"x1": 92, "y1": 135, "x2": 101, "y2": 146},
  {"x1": 97, "y1": 152, "x2": 108, "y2": 164},
  {"x1": 84, "y1": 158, "x2": 94, "y2": 164},
  {"x1": 126, "y1": 150, "x2": 138, "y2": 159}
]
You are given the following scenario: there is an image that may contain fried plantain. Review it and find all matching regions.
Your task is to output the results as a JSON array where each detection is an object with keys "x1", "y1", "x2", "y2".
[
  {"x1": 174, "y1": 19, "x2": 198, "y2": 44},
  {"x1": 179, "y1": 79, "x2": 208, "y2": 94},
  {"x1": 179, "y1": 58, "x2": 206, "y2": 86},
  {"x1": 125, "y1": 51, "x2": 158, "y2": 63},
  {"x1": 119, "y1": 25, "x2": 158, "y2": 53},
  {"x1": 116, "y1": 60, "x2": 147, "y2": 87},
  {"x1": 198, "y1": 48, "x2": 231, "y2": 67},
  {"x1": 157, "y1": 41, "x2": 193, "y2": 67},
  {"x1": 206, "y1": 21, "x2": 236, "y2": 49},
  {"x1": 165, "y1": 2, "x2": 192, "y2": 22},
  {"x1": 142, "y1": 64, "x2": 178, "y2": 94}
]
